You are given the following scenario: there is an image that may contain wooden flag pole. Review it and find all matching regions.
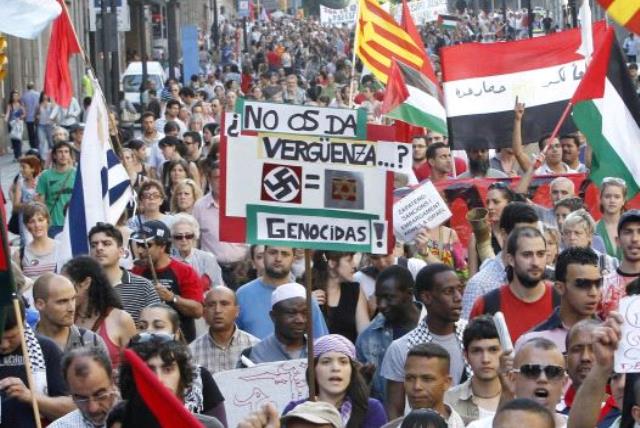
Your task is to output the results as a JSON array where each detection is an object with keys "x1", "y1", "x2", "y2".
[
  {"x1": 348, "y1": 1, "x2": 361, "y2": 109},
  {"x1": 304, "y1": 249, "x2": 316, "y2": 401},
  {"x1": 12, "y1": 296, "x2": 43, "y2": 428}
]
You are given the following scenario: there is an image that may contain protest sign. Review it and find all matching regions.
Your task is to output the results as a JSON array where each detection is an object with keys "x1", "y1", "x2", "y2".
[
  {"x1": 615, "y1": 296, "x2": 640, "y2": 372},
  {"x1": 320, "y1": 1, "x2": 357, "y2": 26},
  {"x1": 235, "y1": 99, "x2": 367, "y2": 139},
  {"x1": 213, "y1": 359, "x2": 309, "y2": 428},
  {"x1": 220, "y1": 102, "x2": 409, "y2": 254},
  {"x1": 393, "y1": 180, "x2": 451, "y2": 241},
  {"x1": 391, "y1": 0, "x2": 447, "y2": 25}
]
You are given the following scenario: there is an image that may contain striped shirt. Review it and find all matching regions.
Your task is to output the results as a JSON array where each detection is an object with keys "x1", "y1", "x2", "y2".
[
  {"x1": 189, "y1": 326, "x2": 259, "y2": 374},
  {"x1": 22, "y1": 240, "x2": 61, "y2": 279},
  {"x1": 116, "y1": 269, "x2": 161, "y2": 323}
]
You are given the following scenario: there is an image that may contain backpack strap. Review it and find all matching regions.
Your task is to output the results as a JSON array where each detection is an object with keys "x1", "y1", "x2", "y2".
[{"x1": 483, "y1": 288, "x2": 502, "y2": 315}]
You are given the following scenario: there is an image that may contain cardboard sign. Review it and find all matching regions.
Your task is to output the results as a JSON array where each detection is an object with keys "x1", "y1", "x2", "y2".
[
  {"x1": 615, "y1": 296, "x2": 640, "y2": 372},
  {"x1": 235, "y1": 99, "x2": 367, "y2": 139},
  {"x1": 393, "y1": 180, "x2": 451, "y2": 241},
  {"x1": 220, "y1": 103, "x2": 404, "y2": 254},
  {"x1": 213, "y1": 359, "x2": 309, "y2": 428}
]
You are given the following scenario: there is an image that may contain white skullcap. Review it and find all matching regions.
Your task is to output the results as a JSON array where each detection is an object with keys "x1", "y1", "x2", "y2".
[{"x1": 271, "y1": 282, "x2": 307, "y2": 308}]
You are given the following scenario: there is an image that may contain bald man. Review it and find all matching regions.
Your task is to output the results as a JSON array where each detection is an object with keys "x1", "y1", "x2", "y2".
[
  {"x1": 468, "y1": 338, "x2": 568, "y2": 428},
  {"x1": 190, "y1": 286, "x2": 260, "y2": 374},
  {"x1": 34, "y1": 273, "x2": 107, "y2": 354}
]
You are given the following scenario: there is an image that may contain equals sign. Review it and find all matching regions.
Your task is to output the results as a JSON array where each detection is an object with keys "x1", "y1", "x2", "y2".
[{"x1": 305, "y1": 174, "x2": 320, "y2": 189}]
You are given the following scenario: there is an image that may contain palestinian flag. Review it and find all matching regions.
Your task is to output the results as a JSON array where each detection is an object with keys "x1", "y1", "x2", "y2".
[
  {"x1": 381, "y1": 59, "x2": 448, "y2": 135},
  {"x1": 441, "y1": 22, "x2": 607, "y2": 150},
  {"x1": 596, "y1": 0, "x2": 640, "y2": 34},
  {"x1": 0, "y1": 191, "x2": 16, "y2": 337},
  {"x1": 571, "y1": 27, "x2": 640, "y2": 198},
  {"x1": 437, "y1": 14, "x2": 460, "y2": 30}
]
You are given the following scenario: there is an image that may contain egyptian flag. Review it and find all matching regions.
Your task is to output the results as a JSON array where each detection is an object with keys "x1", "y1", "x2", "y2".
[
  {"x1": 571, "y1": 27, "x2": 640, "y2": 198},
  {"x1": 441, "y1": 22, "x2": 607, "y2": 150}
]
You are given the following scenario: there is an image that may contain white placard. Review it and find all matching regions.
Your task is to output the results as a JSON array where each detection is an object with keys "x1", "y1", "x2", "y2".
[
  {"x1": 392, "y1": 180, "x2": 451, "y2": 241},
  {"x1": 213, "y1": 359, "x2": 309, "y2": 428},
  {"x1": 615, "y1": 296, "x2": 640, "y2": 373},
  {"x1": 320, "y1": 1, "x2": 358, "y2": 26}
]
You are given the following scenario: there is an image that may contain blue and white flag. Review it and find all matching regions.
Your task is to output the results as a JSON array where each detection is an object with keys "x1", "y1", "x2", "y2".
[{"x1": 57, "y1": 83, "x2": 132, "y2": 267}]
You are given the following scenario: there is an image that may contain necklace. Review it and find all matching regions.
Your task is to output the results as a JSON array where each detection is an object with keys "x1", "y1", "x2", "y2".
[{"x1": 474, "y1": 388, "x2": 502, "y2": 399}]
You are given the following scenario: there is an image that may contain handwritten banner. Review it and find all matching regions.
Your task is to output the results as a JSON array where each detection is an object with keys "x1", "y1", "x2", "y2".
[
  {"x1": 393, "y1": 180, "x2": 451, "y2": 241},
  {"x1": 320, "y1": 1, "x2": 357, "y2": 26},
  {"x1": 213, "y1": 359, "x2": 309, "y2": 428},
  {"x1": 615, "y1": 296, "x2": 640, "y2": 373},
  {"x1": 391, "y1": 0, "x2": 448, "y2": 25}
]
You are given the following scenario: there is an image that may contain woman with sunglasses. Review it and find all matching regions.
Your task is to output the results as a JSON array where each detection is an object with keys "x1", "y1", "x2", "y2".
[
  {"x1": 62, "y1": 256, "x2": 137, "y2": 368},
  {"x1": 467, "y1": 181, "x2": 515, "y2": 276},
  {"x1": 561, "y1": 209, "x2": 619, "y2": 275},
  {"x1": 171, "y1": 213, "x2": 224, "y2": 287},
  {"x1": 119, "y1": 334, "x2": 224, "y2": 428},
  {"x1": 136, "y1": 304, "x2": 227, "y2": 425},
  {"x1": 283, "y1": 334, "x2": 387, "y2": 428},
  {"x1": 595, "y1": 178, "x2": 627, "y2": 260}
]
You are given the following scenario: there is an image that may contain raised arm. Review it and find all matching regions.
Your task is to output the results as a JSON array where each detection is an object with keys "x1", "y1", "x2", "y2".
[{"x1": 512, "y1": 98, "x2": 532, "y2": 172}]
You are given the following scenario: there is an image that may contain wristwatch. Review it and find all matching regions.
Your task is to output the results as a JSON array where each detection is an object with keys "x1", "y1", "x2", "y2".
[{"x1": 172, "y1": 295, "x2": 178, "y2": 304}]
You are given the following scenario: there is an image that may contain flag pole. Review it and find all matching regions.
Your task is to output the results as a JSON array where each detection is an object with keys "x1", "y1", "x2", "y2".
[
  {"x1": 0, "y1": 209, "x2": 42, "y2": 428},
  {"x1": 304, "y1": 249, "x2": 316, "y2": 401},
  {"x1": 533, "y1": 100, "x2": 573, "y2": 169},
  {"x1": 348, "y1": 1, "x2": 361, "y2": 108},
  {"x1": 12, "y1": 296, "x2": 43, "y2": 428}
]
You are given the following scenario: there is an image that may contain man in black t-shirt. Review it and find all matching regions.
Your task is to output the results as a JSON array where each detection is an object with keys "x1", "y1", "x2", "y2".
[{"x1": 0, "y1": 300, "x2": 73, "y2": 427}]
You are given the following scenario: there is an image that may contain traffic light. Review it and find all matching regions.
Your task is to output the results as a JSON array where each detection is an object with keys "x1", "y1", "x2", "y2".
[{"x1": 0, "y1": 36, "x2": 7, "y2": 80}]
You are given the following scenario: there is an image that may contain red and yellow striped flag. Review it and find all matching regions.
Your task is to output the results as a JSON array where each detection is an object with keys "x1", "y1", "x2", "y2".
[
  {"x1": 355, "y1": 0, "x2": 430, "y2": 84},
  {"x1": 597, "y1": 0, "x2": 640, "y2": 34}
]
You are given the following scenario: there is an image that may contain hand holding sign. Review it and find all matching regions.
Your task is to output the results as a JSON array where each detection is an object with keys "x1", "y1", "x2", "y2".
[{"x1": 393, "y1": 181, "x2": 451, "y2": 241}]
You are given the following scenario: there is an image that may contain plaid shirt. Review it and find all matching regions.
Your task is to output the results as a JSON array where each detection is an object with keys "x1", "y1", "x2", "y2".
[
  {"x1": 189, "y1": 326, "x2": 260, "y2": 375},
  {"x1": 48, "y1": 409, "x2": 105, "y2": 428}
]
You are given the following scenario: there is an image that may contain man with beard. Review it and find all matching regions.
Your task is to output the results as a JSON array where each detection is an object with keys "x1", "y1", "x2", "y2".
[
  {"x1": 235, "y1": 246, "x2": 328, "y2": 340},
  {"x1": 470, "y1": 226, "x2": 560, "y2": 343},
  {"x1": 457, "y1": 148, "x2": 508, "y2": 179}
]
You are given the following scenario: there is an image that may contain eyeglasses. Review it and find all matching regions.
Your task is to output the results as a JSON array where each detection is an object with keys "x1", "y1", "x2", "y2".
[
  {"x1": 173, "y1": 233, "x2": 195, "y2": 241},
  {"x1": 512, "y1": 364, "x2": 565, "y2": 380},
  {"x1": 133, "y1": 241, "x2": 156, "y2": 248},
  {"x1": 572, "y1": 278, "x2": 603, "y2": 290},
  {"x1": 130, "y1": 332, "x2": 175, "y2": 345},
  {"x1": 72, "y1": 391, "x2": 116, "y2": 408},
  {"x1": 142, "y1": 193, "x2": 162, "y2": 200},
  {"x1": 602, "y1": 177, "x2": 627, "y2": 187}
]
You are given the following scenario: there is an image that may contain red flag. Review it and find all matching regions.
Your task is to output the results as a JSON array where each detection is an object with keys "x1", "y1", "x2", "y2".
[
  {"x1": 400, "y1": 0, "x2": 438, "y2": 85},
  {"x1": 380, "y1": 59, "x2": 409, "y2": 114},
  {"x1": 123, "y1": 349, "x2": 204, "y2": 428},
  {"x1": 44, "y1": 0, "x2": 81, "y2": 108}
]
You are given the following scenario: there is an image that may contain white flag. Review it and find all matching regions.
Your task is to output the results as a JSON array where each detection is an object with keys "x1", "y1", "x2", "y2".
[
  {"x1": 0, "y1": 0, "x2": 62, "y2": 39},
  {"x1": 577, "y1": 0, "x2": 593, "y2": 62}
]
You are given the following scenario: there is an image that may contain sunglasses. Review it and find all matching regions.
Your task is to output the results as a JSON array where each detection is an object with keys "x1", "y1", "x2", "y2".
[
  {"x1": 513, "y1": 364, "x2": 565, "y2": 380},
  {"x1": 572, "y1": 278, "x2": 603, "y2": 290},
  {"x1": 130, "y1": 332, "x2": 174, "y2": 345},
  {"x1": 488, "y1": 181, "x2": 511, "y2": 190},
  {"x1": 173, "y1": 233, "x2": 195, "y2": 241}
]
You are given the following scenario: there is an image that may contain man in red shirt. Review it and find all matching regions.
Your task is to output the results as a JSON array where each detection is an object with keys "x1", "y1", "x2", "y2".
[
  {"x1": 470, "y1": 226, "x2": 559, "y2": 343},
  {"x1": 131, "y1": 220, "x2": 204, "y2": 342}
]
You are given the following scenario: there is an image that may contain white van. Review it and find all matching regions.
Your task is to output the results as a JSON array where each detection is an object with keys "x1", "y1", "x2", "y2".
[{"x1": 121, "y1": 61, "x2": 166, "y2": 110}]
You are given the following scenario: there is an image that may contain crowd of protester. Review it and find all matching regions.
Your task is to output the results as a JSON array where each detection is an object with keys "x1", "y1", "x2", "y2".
[{"x1": 2, "y1": 4, "x2": 640, "y2": 428}]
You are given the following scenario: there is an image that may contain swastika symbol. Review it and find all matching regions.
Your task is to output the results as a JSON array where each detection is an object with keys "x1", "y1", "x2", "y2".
[{"x1": 262, "y1": 166, "x2": 301, "y2": 203}]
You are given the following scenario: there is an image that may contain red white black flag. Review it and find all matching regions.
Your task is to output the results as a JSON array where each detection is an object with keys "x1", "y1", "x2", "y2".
[{"x1": 441, "y1": 22, "x2": 607, "y2": 150}]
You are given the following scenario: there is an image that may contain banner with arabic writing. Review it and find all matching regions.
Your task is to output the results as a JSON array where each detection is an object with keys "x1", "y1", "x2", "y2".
[{"x1": 440, "y1": 22, "x2": 607, "y2": 150}]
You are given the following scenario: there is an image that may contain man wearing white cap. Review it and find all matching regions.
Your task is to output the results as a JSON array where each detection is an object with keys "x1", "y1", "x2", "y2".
[{"x1": 238, "y1": 283, "x2": 309, "y2": 366}]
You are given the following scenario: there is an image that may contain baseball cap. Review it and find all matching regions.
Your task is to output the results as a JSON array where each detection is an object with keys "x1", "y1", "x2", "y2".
[
  {"x1": 130, "y1": 220, "x2": 171, "y2": 244},
  {"x1": 619, "y1": 210, "x2": 640, "y2": 233},
  {"x1": 281, "y1": 401, "x2": 342, "y2": 428}
]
